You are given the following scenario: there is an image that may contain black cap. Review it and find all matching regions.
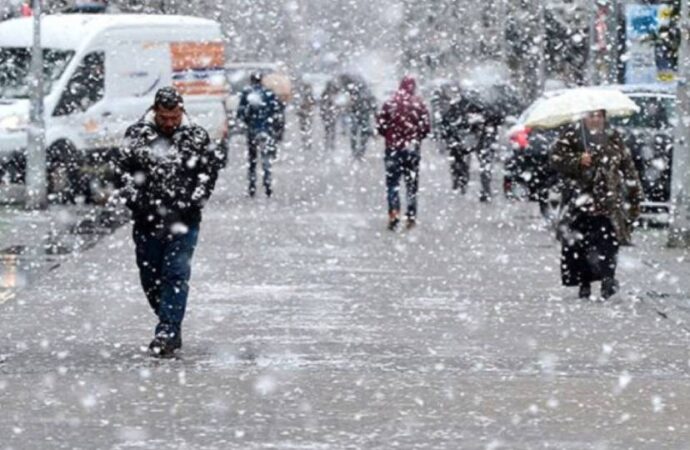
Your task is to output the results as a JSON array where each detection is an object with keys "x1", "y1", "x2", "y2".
[
  {"x1": 154, "y1": 86, "x2": 184, "y2": 109},
  {"x1": 250, "y1": 72, "x2": 263, "y2": 84}
]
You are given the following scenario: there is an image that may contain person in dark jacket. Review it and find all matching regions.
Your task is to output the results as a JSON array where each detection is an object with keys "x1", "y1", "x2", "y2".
[
  {"x1": 440, "y1": 89, "x2": 482, "y2": 194},
  {"x1": 320, "y1": 79, "x2": 340, "y2": 151},
  {"x1": 550, "y1": 110, "x2": 643, "y2": 299},
  {"x1": 342, "y1": 75, "x2": 376, "y2": 159},
  {"x1": 117, "y1": 87, "x2": 223, "y2": 357},
  {"x1": 237, "y1": 72, "x2": 282, "y2": 197},
  {"x1": 376, "y1": 76, "x2": 431, "y2": 230},
  {"x1": 296, "y1": 81, "x2": 316, "y2": 151}
]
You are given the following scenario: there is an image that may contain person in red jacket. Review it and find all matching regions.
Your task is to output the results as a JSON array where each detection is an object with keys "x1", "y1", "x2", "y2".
[{"x1": 376, "y1": 76, "x2": 430, "y2": 230}]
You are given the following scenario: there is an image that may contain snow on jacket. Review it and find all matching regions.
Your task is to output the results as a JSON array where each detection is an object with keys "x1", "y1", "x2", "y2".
[
  {"x1": 117, "y1": 112, "x2": 223, "y2": 232},
  {"x1": 237, "y1": 83, "x2": 282, "y2": 136},
  {"x1": 376, "y1": 76, "x2": 430, "y2": 150}
]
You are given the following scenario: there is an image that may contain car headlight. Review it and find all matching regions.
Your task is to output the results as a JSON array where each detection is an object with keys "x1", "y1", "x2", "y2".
[{"x1": 0, "y1": 115, "x2": 28, "y2": 132}]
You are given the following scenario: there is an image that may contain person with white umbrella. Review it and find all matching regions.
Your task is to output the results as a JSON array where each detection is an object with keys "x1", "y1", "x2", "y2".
[{"x1": 549, "y1": 107, "x2": 643, "y2": 300}]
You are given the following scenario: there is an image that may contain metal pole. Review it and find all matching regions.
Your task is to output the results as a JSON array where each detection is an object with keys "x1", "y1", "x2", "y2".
[
  {"x1": 537, "y1": 0, "x2": 546, "y2": 95},
  {"x1": 669, "y1": 0, "x2": 690, "y2": 247},
  {"x1": 25, "y1": 0, "x2": 46, "y2": 210},
  {"x1": 498, "y1": 0, "x2": 507, "y2": 64},
  {"x1": 586, "y1": 1, "x2": 597, "y2": 85}
]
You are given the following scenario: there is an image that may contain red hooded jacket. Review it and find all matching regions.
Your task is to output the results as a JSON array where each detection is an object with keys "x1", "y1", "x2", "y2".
[{"x1": 376, "y1": 76, "x2": 430, "y2": 150}]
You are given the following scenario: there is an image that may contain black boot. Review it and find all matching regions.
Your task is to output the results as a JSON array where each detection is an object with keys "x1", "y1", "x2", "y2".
[
  {"x1": 148, "y1": 330, "x2": 182, "y2": 358},
  {"x1": 601, "y1": 278, "x2": 619, "y2": 299},
  {"x1": 387, "y1": 210, "x2": 400, "y2": 231},
  {"x1": 578, "y1": 282, "x2": 591, "y2": 299}
]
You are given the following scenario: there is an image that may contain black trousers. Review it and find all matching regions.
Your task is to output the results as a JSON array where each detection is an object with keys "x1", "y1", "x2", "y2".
[{"x1": 561, "y1": 215, "x2": 619, "y2": 286}]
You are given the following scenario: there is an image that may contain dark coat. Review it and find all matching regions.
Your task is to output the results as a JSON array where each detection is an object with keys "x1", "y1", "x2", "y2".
[
  {"x1": 376, "y1": 76, "x2": 430, "y2": 150},
  {"x1": 440, "y1": 90, "x2": 505, "y2": 155},
  {"x1": 440, "y1": 94, "x2": 483, "y2": 154},
  {"x1": 237, "y1": 83, "x2": 282, "y2": 137},
  {"x1": 319, "y1": 80, "x2": 340, "y2": 127},
  {"x1": 117, "y1": 113, "x2": 223, "y2": 233},
  {"x1": 550, "y1": 123, "x2": 643, "y2": 244}
]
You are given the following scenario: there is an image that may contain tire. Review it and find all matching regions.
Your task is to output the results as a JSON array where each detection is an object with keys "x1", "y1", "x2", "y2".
[{"x1": 46, "y1": 141, "x2": 83, "y2": 204}]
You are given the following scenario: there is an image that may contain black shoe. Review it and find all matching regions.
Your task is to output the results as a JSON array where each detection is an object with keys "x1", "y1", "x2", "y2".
[
  {"x1": 479, "y1": 194, "x2": 492, "y2": 203},
  {"x1": 387, "y1": 218, "x2": 400, "y2": 231},
  {"x1": 601, "y1": 278, "x2": 619, "y2": 299},
  {"x1": 405, "y1": 218, "x2": 416, "y2": 230},
  {"x1": 148, "y1": 331, "x2": 181, "y2": 358},
  {"x1": 265, "y1": 187, "x2": 272, "y2": 198},
  {"x1": 578, "y1": 283, "x2": 591, "y2": 299}
]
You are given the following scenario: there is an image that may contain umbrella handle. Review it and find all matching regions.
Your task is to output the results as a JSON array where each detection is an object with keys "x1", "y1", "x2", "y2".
[{"x1": 580, "y1": 120, "x2": 587, "y2": 152}]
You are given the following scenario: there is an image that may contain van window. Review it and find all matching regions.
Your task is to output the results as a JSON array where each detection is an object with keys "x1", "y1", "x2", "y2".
[
  {"x1": 54, "y1": 52, "x2": 105, "y2": 116},
  {"x1": 0, "y1": 48, "x2": 74, "y2": 99}
]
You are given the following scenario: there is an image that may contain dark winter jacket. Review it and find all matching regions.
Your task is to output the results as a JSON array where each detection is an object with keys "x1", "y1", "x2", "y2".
[
  {"x1": 296, "y1": 83, "x2": 316, "y2": 120},
  {"x1": 117, "y1": 112, "x2": 223, "y2": 232},
  {"x1": 346, "y1": 81, "x2": 376, "y2": 134},
  {"x1": 439, "y1": 94, "x2": 483, "y2": 152},
  {"x1": 320, "y1": 80, "x2": 340, "y2": 127},
  {"x1": 550, "y1": 123, "x2": 643, "y2": 243},
  {"x1": 237, "y1": 83, "x2": 282, "y2": 137},
  {"x1": 376, "y1": 76, "x2": 430, "y2": 150},
  {"x1": 440, "y1": 90, "x2": 505, "y2": 154}
]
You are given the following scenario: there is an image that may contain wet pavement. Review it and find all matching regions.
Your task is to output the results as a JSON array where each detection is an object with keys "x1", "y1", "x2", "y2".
[
  {"x1": 0, "y1": 124, "x2": 690, "y2": 449},
  {"x1": 0, "y1": 205, "x2": 126, "y2": 305}
]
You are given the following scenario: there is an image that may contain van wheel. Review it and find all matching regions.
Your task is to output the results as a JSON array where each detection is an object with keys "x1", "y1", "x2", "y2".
[{"x1": 47, "y1": 141, "x2": 82, "y2": 204}]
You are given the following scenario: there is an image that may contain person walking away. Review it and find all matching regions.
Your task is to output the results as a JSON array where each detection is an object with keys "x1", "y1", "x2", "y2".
[
  {"x1": 550, "y1": 110, "x2": 643, "y2": 299},
  {"x1": 320, "y1": 80, "x2": 339, "y2": 151},
  {"x1": 376, "y1": 76, "x2": 431, "y2": 230},
  {"x1": 346, "y1": 79, "x2": 376, "y2": 159},
  {"x1": 296, "y1": 81, "x2": 316, "y2": 151},
  {"x1": 440, "y1": 89, "x2": 482, "y2": 194},
  {"x1": 268, "y1": 96, "x2": 286, "y2": 161},
  {"x1": 237, "y1": 72, "x2": 282, "y2": 197},
  {"x1": 473, "y1": 100, "x2": 504, "y2": 202},
  {"x1": 116, "y1": 87, "x2": 223, "y2": 357}
]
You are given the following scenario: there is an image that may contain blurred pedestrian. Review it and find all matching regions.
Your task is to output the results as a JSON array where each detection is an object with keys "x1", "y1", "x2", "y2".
[
  {"x1": 237, "y1": 72, "x2": 282, "y2": 197},
  {"x1": 376, "y1": 76, "x2": 430, "y2": 230},
  {"x1": 117, "y1": 87, "x2": 223, "y2": 357},
  {"x1": 551, "y1": 110, "x2": 643, "y2": 299},
  {"x1": 320, "y1": 79, "x2": 339, "y2": 151},
  {"x1": 296, "y1": 81, "x2": 316, "y2": 151},
  {"x1": 343, "y1": 76, "x2": 376, "y2": 159},
  {"x1": 440, "y1": 88, "x2": 481, "y2": 194}
]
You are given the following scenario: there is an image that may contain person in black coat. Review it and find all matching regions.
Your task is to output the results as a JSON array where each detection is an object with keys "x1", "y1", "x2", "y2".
[
  {"x1": 440, "y1": 90, "x2": 483, "y2": 194},
  {"x1": 116, "y1": 87, "x2": 223, "y2": 357},
  {"x1": 441, "y1": 87, "x2": 505, "y2": 201}
]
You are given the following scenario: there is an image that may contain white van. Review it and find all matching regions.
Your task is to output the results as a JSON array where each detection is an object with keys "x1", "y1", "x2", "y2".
[{"x1": 0, "y1": 14, "x2": 228, "y2": 199}]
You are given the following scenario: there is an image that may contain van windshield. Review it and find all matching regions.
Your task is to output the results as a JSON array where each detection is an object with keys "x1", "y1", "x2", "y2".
[{"x1": 0, "y1": 48, "x2": 74, "y2": 99}]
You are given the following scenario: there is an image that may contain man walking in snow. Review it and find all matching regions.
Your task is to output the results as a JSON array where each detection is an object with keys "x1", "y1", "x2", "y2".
[
  {"x1": 237, "y1": 72, "x2": 282, "y2": 197},
  {"x1": 117, "y1": 87, "x2": 223, "y2": 357},
  {"x1": 376, "y1": 76, "x2": 430, "y2": 230}
]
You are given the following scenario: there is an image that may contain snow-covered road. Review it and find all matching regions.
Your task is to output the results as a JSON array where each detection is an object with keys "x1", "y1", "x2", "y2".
[{"x1": 1, "y1": 123, "x2": 689, "y2": 449}]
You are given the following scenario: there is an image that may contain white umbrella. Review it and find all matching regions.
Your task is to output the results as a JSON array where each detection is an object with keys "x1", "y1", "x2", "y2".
[{"x1": 523, "y1": 87, "x2": 640, "y2": 129}]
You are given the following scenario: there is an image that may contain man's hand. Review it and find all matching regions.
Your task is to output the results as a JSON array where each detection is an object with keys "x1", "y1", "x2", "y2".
[{"x1": 580, "y1": 151, "x2": 593, "y2": 168}]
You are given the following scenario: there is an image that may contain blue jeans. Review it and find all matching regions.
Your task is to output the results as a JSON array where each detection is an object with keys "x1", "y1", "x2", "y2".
[
  {"x1": 133, "y1": 224, "x2": 199, "y2": 336},
  {"x1": 385, "y1": 147, "x2": 421, "y2": 219}
]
